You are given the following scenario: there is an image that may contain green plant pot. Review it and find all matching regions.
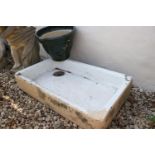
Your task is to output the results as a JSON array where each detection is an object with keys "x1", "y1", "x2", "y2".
[{"x1": 36, "y1": 26, "x2": 75, "y2": 61}]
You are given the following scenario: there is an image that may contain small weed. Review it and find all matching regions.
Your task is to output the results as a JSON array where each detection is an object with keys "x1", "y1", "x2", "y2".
[{"x1": 147, "y1": 115, "x2": 155, "y2": 122}]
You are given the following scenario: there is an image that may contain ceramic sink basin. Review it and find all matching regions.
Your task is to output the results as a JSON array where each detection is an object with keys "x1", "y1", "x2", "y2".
[{"x1": 15, "y1": 59, "x2": 132, "y2": 128}]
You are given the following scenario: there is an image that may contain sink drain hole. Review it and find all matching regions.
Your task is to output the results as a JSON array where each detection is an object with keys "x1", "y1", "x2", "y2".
[{"x1": 53, "y1": 71, "x2": 65, "y2": 77}]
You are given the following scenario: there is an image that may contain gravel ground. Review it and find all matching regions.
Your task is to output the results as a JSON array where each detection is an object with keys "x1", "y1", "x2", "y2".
[
  {"x1": 110, "y1": 87, "x2": 155, "y2": 129},
  {"x1": 0, "y1": 59, "x2": 155, "y2": 129}
]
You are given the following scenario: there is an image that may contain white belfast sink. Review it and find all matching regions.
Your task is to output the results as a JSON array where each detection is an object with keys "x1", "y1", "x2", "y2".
[{"x1": 15, "y1": 59, "x2": 132, "y2": 128}]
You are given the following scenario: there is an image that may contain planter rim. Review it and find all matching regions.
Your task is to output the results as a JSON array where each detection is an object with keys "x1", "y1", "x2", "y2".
[{"x1": 36, "y1": 26, "x2": 75, "y2": 42}]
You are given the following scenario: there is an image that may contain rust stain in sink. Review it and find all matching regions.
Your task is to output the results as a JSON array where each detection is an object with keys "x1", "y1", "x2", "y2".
[
  {"x1": 53, "y1": 71, "x2": 65, "y2": 77},
  {"x1": 54, "y1": 68, "x2": 72, "y2": 74}
]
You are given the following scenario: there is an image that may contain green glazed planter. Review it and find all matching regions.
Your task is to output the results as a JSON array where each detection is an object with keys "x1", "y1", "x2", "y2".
[{"x1": 36, "y1": 26, "x2": 75, "y2": 61}]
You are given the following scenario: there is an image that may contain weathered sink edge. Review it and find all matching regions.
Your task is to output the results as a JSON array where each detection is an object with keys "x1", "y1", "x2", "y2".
[{"x1": 15, "y1": 59, "x2": 132, "y2": 129}]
